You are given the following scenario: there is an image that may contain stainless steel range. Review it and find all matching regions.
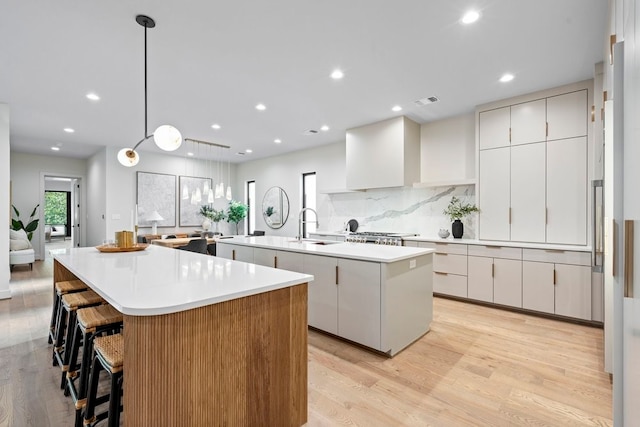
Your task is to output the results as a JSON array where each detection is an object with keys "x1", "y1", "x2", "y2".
[{"x1": 345, "y1": 232, "x2": 418, "y2": 246}]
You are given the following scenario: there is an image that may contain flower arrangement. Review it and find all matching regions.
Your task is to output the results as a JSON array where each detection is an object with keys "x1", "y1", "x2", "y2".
[{"x1": 443, "y1": 196, "x2": 479, "y2": 222}]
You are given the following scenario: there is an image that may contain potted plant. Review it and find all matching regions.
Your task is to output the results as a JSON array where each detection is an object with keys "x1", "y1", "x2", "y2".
[
  {"x1": 11, "y1": 204, "x2": 40, "y2": 241},
  {"x1": 200, "y1": 205, "x2": 226, "y2": 234},
  {"x1": 443, "y1": 196, "x2": 479, "y2": 239},
  {"x1": 226, "y1": 201, "x2": 248, "y2": 235},
  {"x1": 264, "y1": 206, "x2": 275, "y2": 217}
]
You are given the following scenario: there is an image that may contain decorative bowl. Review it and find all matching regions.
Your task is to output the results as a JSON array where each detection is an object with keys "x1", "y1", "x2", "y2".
[{"x1": 438, "y1": 229, "x2": 450, "y2": 238}]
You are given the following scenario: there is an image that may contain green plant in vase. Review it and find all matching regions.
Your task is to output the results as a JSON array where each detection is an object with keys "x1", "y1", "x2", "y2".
[
  {"x1": 443, "y1": 196, "x2": 479, "y2": 239},
  {"x1": 226, "y1": 201, "x2": 248, "y2": 235},
  {"x1": 200, "y1": 205, "x2": 226, "y2": 234}
]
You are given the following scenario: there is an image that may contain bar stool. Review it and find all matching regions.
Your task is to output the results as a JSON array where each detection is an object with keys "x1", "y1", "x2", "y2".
[
  {"x1": 65, "y1": 304, "x2": 123, "y2": 427},
  {"x1": 83, "y1": 333, "x2": 124, "y2": 427},
  {"x1": 49, "y1": 280, "x2": 88, "y2": 346},
  {"x1": 53, "y1": 290, "x2": 104, "y2": 378}
]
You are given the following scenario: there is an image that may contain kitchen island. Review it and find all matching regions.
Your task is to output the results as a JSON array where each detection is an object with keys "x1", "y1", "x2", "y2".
[
  {"x1": 217, "y1": 236, "x2": 434, "y2": 356},
  {"x1": 53, "y1": 245, "x2": 312, "y2": 426}
]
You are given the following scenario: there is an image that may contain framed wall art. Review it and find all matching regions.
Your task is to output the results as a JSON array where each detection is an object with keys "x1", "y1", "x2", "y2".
[{"x1": 136, "y1": 172, "x2": 176, "y2": 228}]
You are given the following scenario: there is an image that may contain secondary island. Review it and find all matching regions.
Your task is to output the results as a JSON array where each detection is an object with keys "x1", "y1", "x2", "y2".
[
  {"x1": 53, "y1": 245, "x2": 312, "y2": 426},
  {"x1": 217, "y1": 236, "x2": 435, "y2": 356}
]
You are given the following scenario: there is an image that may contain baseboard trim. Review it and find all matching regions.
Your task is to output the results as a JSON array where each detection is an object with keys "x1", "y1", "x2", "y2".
[{"x1": 0, "y1": 289, "x2": 12, "y2": 300}]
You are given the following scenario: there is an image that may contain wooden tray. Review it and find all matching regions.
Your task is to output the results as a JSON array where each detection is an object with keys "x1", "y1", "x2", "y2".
[{"x1": 96, "y1": 243, "x2": 149, "y2": 253}]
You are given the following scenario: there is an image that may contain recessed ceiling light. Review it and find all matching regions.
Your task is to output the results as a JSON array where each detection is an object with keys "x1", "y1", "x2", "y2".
[
  {"x1": 274, "y1": 139, "x2": 282, "y2": 144},
  {"x1": 320, "y1": 125, "x2": 329, "y2": 132},
  {"x1": 51, "y1": 146, "x2": 60, "y2": 151},
  {"x1": 187, "y1": 152, "x2": 194, "y2": 156},
  {"x1": 63, "y1": 128, "x2": 75, "y2": 133},
  {"x1": 461, "y1": 10, "x2": 480, "y2": 24},
  {"x1": 211, "y1": 124, "x2": 221, "y2": 130},
  {"x1": 499, "y1": 73, "x2": 514, "y2": 83},
  {"x1": 331, "y1": 69, "x2": 344, "y2": 80},
  {"x1": 246, "y1": 149, "x2": 253, "y2": 153},
  {"x1": 255, "y1": 103, "x2": 266, "y2": 111},
  {"x1": 392, "y1": 105, "x2": 402, "y2": 112},
  {"x1": 86, "y1": 93, "x2": 100, "y2": 101}
]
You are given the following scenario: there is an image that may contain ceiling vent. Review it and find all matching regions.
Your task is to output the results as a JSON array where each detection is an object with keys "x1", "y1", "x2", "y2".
[
  {"x1": 236, "y1": 152, "x2": 246, "y2": 156},
  {"x1": 303, "y1": 129, "x2": 319, "y2": 135},
  {"x1": 414, "y1": 96, "x2": 440, "y2": 106}
]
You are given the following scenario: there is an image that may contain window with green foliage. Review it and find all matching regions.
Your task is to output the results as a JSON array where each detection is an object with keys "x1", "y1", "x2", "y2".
[{"x1": 45, "y1": 191, "x2": 68, "y2": 225}]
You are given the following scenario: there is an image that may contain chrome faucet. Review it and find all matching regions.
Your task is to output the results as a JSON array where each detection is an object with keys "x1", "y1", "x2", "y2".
[{"x1": 298, "y1": 208, "x2": 319, "y2": 241}]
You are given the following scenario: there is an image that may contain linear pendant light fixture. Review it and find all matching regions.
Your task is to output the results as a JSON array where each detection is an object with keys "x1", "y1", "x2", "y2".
[{"x1": 118, "y1": 15, "x2": 182, "y2": 167}]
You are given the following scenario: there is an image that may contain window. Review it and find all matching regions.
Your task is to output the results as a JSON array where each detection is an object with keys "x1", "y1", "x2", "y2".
[
  {"x1": 247, "y1": 180, "x2": 256, "y2": 235},
  {"x1": 302, "y1": 172, "x2": 316, "y2": 237},
  {"x1": 45, "y1": 191, "x2": 69, "y2": 226}
]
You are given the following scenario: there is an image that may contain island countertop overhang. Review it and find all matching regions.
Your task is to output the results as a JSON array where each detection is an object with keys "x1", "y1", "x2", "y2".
[{"x1": 53, "y1": 245, "x2": 313, "y2": 316}]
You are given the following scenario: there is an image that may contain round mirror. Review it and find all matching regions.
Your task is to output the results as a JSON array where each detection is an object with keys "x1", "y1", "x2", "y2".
[{"x1": 262, "y1": 187, "x2": 290, "y2": 229}]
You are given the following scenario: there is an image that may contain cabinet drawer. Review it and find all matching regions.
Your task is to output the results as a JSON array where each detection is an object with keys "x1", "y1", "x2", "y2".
[
  {"x1": 434, "y1": 253, "x2": 467, "y2": 275},
  {"x1": 522, "y1": 248, "x2": 590, "y2": 266},
  {"x1": 433, "y1": 273, "x2": 467, "y2": 298},
  {"x1": 432, "y1": 242, "x2": 467, "y2": 255},
  {"x1": 468, "y1": 245, "x2": 522, "y2": 260}
]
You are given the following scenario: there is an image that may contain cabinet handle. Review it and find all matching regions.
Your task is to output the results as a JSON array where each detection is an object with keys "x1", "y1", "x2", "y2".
[
  {"x1": 436, "y1": 252, "x2": 448, "y2": 256},
  {"x1": 508, "y1": 207, "x2": 512, "y2": 224},
  {"x1": 624, "y1": 220, "x2": 634, "y2": 298},
  {"x1": 335, "y1": 266, "x2": 339, "y2": 285},
  {"x1": 545, "y1": 208, "x2": 548, "y2": 225},
  {"x1": 434, "y1": 271, "x2": 448, "y2": 276},
  {"x1": 274, "y1": 256, "x2": 278, "y2": 269},
  {"x1": 491, "y1": 263, "x2": 495, "y2": 278},
  {"x1": 232, "y1": 249, "x2": 236, "y2": 260},
  {"x1": 545, "y1": 249, "x2": 564, "y2": 253},
  {"x1": 546, "y1": 122, "x2": 549, "y2": 137},
  {"x1": 591, "y1": 105, "x2": 595, "y2": 122},
  {"x1": 509, "y1": 127, "x2": 512, "y2": 142},
  {"x1": 553, "y1": 268, "x2": 556, "y2": 285}
]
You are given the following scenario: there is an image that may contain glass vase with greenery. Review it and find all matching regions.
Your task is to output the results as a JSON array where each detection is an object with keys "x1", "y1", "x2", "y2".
[{"x1": 226, "y1": 201, "x2": 248, "y2": 235}]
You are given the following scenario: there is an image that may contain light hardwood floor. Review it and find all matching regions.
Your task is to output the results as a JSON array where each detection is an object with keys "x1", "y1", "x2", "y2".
[{"x1": 1, "y1": 258, "x2": 612, "y2": 426}]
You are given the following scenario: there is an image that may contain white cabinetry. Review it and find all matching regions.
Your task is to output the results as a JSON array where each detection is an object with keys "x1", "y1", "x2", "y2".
[
  {"x1": 477, "y1": 87, "x2": 589, "y2": 245},
  {"x1": 346, "y1": 116, "x2": 420, "y2": 189},
  {"x1": 254, "y1": 247, "x2": 303, "y2": 270},
  {"x1": 303, "y1": 254, "x2": 338, "y2": 334},
  {"x1": 467, "y1": 246, "x2": 522, "y2": 307},
  {"x1": 546, "y1": 137, "x2": 588, "y2": 245},
  {"x1": 478, "y1": 148, "x2": 510, "y2": 240},
  {"x1": 216, "y1": 243, "x2": 254, "y2": 263},
  {"x1": 521, "y1": 249, "x2": 592, "y2": 320},
  {"x1": 415, "y1": 242, "x2": 468, "y2": 298}
]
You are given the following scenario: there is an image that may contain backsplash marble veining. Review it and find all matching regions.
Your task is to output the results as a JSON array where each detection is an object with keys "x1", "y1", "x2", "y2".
[{"x1": 320, "y1": 185, "x2": 477, "y2": 239}]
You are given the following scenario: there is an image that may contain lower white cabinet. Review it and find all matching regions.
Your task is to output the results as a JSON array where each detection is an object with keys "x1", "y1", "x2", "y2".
[
  {"x1": 467, "y1": 256, "x2": 493, "y2": 302},
  {"x1": 303, "y1": 254, "x2": 381, "y2": 349},
  {"x1": 468, "y1": 257, "x2": 522, "y2": 307},
  {"x1": 522, "y1": 254, "x2": 592, "y2": 320},
  {"x1": 216, "y1": 243, "x2": 254, "y2": 263},
  {"x1": 254, "y1": 247, "x2": 303, "y2": 271}
]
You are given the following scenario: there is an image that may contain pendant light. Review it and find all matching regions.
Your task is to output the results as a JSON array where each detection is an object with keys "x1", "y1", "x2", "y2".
[
  {"x1": 225, "y1": 157, "x2": 232, "y2": 200},
  {"x1": 182, "y1": 141, "x2": 190, "y2": 200},
  {"x1": 118, "y1": 15, "x2": 182, "y2": 167}
]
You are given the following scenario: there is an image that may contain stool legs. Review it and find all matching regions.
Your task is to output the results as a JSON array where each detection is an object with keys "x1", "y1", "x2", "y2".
[{"x1": 83, "y1": 354, "x2": 123, "y2": 427}]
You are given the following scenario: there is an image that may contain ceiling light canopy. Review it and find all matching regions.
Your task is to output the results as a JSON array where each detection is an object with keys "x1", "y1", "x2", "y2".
[
  {"x1": 461, "y1": 10, "x2": 480, "y2": 24},
  {"x1": 118, "y1": 15, "x2": 182, "y2": 167},
  {"x1": 499, "y1": 73, "x2": 514, "y2": 82}
]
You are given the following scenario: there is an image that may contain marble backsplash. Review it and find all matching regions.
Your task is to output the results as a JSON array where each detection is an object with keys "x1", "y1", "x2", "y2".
[{"x1": 319, "y1": 185, "x2": 477, "y2": 239}]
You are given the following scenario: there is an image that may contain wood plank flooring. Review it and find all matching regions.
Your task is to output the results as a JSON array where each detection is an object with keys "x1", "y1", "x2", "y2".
[{"x1": 1, "y1": 258, "x2": 612, "y2": 426}]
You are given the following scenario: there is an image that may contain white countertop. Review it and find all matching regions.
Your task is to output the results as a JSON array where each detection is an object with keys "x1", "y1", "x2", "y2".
[
  {"x1": 403, "y1": 236, "x2": 592, "y2": 252},
  {"x1": 217, "y1": 236, "x2": 434, "y2": 263},
  {"x1": 53, "y1": 245, "x2": 313, "y2": 316}
]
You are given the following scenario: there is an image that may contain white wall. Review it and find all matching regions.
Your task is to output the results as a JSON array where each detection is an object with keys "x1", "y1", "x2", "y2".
[
  {"x1": 10, "y1": 152, "x2": 87, "y2": 260},
  {"x1": 45, "y1": 179, "x2": 73, "y2": 192},
  {"x1": 0, "y1": 104, "x2": 10, "y2": 299},
  {"x1": 236, "y1": 140, "x2": 478, "y2": 239},
  {"x1": 420, "y1": 113, "x2": 475, "y2": 183},
  {"x1": 86, "y1": 148, "x2": 107, "y2": 246}
]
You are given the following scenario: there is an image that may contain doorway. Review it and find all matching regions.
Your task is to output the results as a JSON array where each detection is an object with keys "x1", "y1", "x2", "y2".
[{"x1": 41, "y1": 175, "x2": 82, "y2": 259}]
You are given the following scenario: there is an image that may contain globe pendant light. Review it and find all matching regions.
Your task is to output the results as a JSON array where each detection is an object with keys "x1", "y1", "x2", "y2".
[{"x1": 117, "y1": 15, "x2": 182, "y2": 167}]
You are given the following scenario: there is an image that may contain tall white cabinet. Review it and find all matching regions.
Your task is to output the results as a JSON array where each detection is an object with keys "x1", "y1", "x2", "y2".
[{"x1": 477, "y1": 85, "x2": 589, "y2": 246}]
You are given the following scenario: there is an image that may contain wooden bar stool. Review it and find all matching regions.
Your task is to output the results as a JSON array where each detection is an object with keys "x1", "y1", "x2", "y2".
[
  {"x1": 83, "y1": 333, "x2": 124, "y2": 427},
  {"x1": 65, "y1": 304, "x2": 123, "y2": 427},
  {"x1": 53, "y1": 290, "x2": 104, "y2": 380},
  {"x1": 49, "y1": 280, "x2": 88, "y2": 347}
]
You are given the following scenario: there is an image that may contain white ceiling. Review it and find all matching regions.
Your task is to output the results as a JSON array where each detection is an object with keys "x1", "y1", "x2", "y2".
[{"x1": 1, "y1": 1, "x2": 607, "y2": 163}]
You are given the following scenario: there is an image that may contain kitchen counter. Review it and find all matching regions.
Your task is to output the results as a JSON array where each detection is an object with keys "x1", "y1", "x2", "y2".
[
  {"x1": 53, "y1": 245, "x2": 312, "y2": 316},
  {"x1": 403, "y1": 236, "x2": 591, "y2": 252},
  {"x1": 219, "y1": 235, "x2": 434, "y2": 262},
  {"x1": 53, "y1": 245, "x2": 310, "y2": 426}
]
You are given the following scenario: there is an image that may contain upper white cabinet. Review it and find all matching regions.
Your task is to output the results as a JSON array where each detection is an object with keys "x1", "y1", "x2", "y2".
[
  {"x1": 547, "y1": 90, "x2": 588, "y2": 141},
  {"x1": 478, "y1": 107, "x2": 510, "y2": 150},
  {"x1": 346, "y1": 116, "x2": 420, "y2": 189},
  {"x1": 510, "y1": 99, "x2": 547, "y2": 145},
  {"x1": 477, "y1": 85, "x2": 590, "y2": 246}
]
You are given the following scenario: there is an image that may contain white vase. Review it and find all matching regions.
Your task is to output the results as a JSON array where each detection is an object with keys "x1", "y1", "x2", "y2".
[{"x1": 202, "y1": 218, "x2": 211, "y2": 231}]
